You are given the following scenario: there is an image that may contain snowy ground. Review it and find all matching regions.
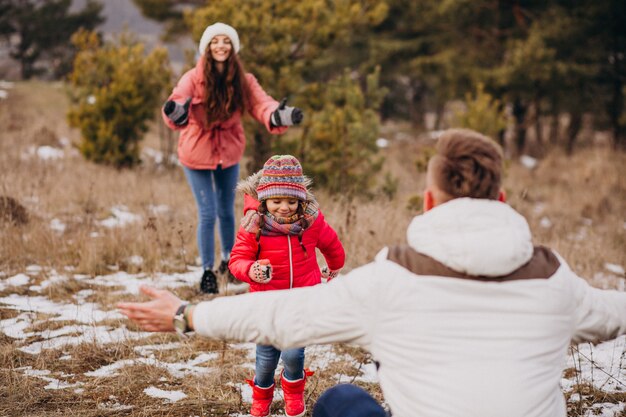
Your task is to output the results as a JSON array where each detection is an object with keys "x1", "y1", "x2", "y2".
[{"x1": 1, "y1": 266, "x2": 624, "y2": 416}]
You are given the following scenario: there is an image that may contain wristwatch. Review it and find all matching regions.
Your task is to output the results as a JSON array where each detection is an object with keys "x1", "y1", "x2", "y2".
[{"x1": 173, "y1": 303, "x2": 191, "y2": 337}]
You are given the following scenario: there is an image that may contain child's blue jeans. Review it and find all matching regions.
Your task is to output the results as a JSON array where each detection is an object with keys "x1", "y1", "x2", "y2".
[
  {"x1": 254, "y1": 344, "x2": 305, "y2": 388},
  {"x1": 183, "y1": 164, "x2": 239, "y2": 270}
]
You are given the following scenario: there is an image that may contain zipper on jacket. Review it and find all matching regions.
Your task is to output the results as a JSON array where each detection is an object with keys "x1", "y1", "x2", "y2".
[{"x1": 287, "y1": 236, "x2": 293, "y2": 289}]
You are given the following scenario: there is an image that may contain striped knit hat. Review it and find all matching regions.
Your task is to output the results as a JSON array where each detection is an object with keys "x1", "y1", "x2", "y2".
[{"x1": 257, "y1": 155, "x2": 307, "y2": 201}]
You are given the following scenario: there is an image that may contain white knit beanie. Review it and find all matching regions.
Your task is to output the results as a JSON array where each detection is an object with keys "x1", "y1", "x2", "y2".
[{"x1": 198, "y1": 22, "x2": 240, "y2": 56}]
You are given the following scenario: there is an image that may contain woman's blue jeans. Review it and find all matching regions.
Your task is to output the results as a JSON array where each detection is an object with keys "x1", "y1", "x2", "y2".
[
  {"x1": 183, "y1": 164, "x2": 239, "y2": 270},
  {"x1": 254, "y1": 344, "x2": 305, "y2": 388}
]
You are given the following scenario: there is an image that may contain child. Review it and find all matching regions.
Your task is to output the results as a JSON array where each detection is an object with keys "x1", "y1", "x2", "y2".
[{"x1": 228, "y1": 155, "x2": 345, "y2": 417}]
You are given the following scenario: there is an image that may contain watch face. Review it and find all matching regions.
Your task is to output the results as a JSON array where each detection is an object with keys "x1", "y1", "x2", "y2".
[{"x1": 173, "y1": 316, "x2": 186, "y2": 333}]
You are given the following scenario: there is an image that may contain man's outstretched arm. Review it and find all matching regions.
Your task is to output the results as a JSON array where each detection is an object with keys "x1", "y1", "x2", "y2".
[{"x1": 118, "y1": 263, "x2": 380, "y2": 350}]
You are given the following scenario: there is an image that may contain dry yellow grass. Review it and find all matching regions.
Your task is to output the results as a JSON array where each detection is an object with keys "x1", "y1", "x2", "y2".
[{"x1": 0, "y1": 81, "x2": 624, "y2": 416}]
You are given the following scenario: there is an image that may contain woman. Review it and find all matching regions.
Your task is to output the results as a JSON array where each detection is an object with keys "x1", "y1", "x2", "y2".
[{"x1": 162, "y1": 22, "x2": 302, "y2": 294}]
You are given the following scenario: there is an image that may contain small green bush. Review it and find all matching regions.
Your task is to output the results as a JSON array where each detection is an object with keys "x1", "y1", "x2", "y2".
[
  {"x1": 67, "y1": 29, "x2": 171, "y2": 167},
  {"x1": 453, "y1": 83, "x2": 508, "y2": 140},
  {"x1": 299, "y1": 67, "x2": 386, "y2": 196}
]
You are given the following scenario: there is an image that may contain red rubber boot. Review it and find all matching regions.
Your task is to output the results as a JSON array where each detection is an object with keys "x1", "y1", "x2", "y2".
[
  {"x1": 280, "y1": 369, "x2": 314, "y2": 417},
  {"x1": 246, "y1": 379, "x2": 274, "y2": 417}
]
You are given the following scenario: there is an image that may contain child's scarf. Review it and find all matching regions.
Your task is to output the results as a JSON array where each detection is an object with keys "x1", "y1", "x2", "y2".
[{"x1": 241, "y1": 200, "x2": 320, "y2": 236}]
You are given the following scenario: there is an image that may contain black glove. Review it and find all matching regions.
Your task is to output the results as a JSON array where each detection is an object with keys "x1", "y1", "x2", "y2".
[
  {"x1": 163, "y1": 97, "x2": 192, "y2": 126},
  {"x1": 270, "y1": 98, "x2": 303, "y2": 127}
]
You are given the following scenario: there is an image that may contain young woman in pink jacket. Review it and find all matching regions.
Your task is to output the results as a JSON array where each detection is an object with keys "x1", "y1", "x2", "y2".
[
  {"x1": 162, "y1": 23, "x2": 303, "y2": 294},
  {"x1": 229, "y1": 155, "x2": 345, "y2": 417}
]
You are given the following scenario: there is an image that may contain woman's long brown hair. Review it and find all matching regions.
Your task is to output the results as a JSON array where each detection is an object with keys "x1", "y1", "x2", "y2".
[{"x1": 202, "y1": 47, "x2": 250, "y2": 125}]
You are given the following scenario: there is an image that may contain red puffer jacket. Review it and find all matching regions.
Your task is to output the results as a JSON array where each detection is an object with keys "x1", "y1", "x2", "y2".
[
  {"x1": 162, "y1": 57, "x2": 287, "y2": 169},
  {"x1": 229, "y1": 194, "x2": 345, "y2": 292}
]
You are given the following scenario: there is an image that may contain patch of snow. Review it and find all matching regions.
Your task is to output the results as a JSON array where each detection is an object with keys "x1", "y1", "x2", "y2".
[
  {"x1": 144, "y1": 386, "x2": 187, "y2": 403},
  {"x1": 565, "y1": 336, "x2": 626, "y2": 393},
  {"x1": 30, "y1": 271, "x2": 68, "y2": 292},
  {"x1": 569, "y1": 393, "x2": 581, "y2": 402},
  {"x1": 149, "y1": 204, "x2": 170, "y2": 215},
  {"x1": 19, "y1": 366, "x2": 83, "y2": 390},
  {"x1": 376, "y1": 138, "x2": 389, "y2": 148},
  {"x1": 134, "y1": 342, "x2": 182, "y2": 356},
  {"x1": 26, "y1": 265, "x2": 43, "y2": 274},
  {"x1": 98, "y1": 205, "x2": 141, "y2": 228},
  {"x1": 50, "y1": 218, "x2": 66, "y2": 233},
  {"x1": 90, "y1": 231, "x2": 100, "y2": 238},
  {"x1": 38, "y1": 146, "x2": 64, "y2": 160},
  {"x1": 0, "y1": 313, "x2": 34, "y2": 339},
  {"x1": 0, "y1": 80, "x2": 15, "y2": 88},
  {"x1": 0, "y1": 90, "x2": 8, "y2": 100},
  {"x1": 583, "y1": 402, "x2": 625, "y2": 417},
  {"x1": 520, "y1": 155, "x2": 538, "y2": 169},
  {"x1": 97, "y1": 398, "x2": 134, "y2": 411},
  {"x1": 82, "y1": 269, "x2": 200, "y2": 295},
  {"x1": 539, "y1": 217, "x2": 552, "y2": 228},
  {"x1": 143, "y1": 147, "x2": 164, "y2": 164},
  {"x1": 19, "y1": 326, "x2": 151, "y2": 355},
  {"x1": 1, "y1": 274, "x2": 30, "y2": 290},
  {"x1": 127, "y1": 255, "x2": 144, "y2": 266},
  {"x1": 85, "y1": 353, "x2": 217, "y2": 378},
  {"x1": 73, "y1": 289, "x2": 95, "y2": 303},
  {"x1": 0, "y1": 293, "x2": 122, "y2": 323},
  {"x1": 428, "y1": 130, "x2": 445, "y2": 140},
  {"x1": 532, "y1": 203, "x2": 545, "y2": 215},
  {"x1": 59, "y1": 137, "x2": 71, "y2": 147},
  {"x1": 604, "y1": 263, "x2": 625, "y2": 276}
]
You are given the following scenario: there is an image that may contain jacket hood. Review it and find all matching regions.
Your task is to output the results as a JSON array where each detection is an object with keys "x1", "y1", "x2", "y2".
[
  {"x1": 407, "y1": 198, "x2": 534, "y2": 277},
  {"x1": 236, "y1": 171, "x2": 316, "y2": 202}
]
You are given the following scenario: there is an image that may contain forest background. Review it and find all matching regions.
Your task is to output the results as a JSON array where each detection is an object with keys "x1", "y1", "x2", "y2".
[{"x1": 0, "y1": 1, "x2": 625, "y2": 416}]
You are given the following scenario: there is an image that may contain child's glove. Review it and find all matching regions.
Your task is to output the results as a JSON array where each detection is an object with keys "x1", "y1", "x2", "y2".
[
  {"x1": 249, "y1": 259, "x2": 273, "y2": 284},
  {"x1": 163, "y1": 97, "x2": 192, "y2": 126},
  {"x1": 321, "y1": 266, "x2": 340, "y2": 281},
  {"x1": 270, "y1": 97, "x2": 303, "y2": 127}
]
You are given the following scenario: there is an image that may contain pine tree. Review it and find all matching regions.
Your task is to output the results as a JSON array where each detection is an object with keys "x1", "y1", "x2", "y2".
[
  {"x1": 0, "y1": 0, "x2": 104, "y2": 79},
  {"x1": 186, "y1": 0, "x2": 388, "y2": 173},
  {"x1": 67, "y1": 29, "x2": 171, "y2": 167}
]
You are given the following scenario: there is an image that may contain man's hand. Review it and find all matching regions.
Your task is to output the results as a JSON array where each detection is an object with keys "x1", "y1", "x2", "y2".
[
  {"x1": 249, "y1": 259, "x2": 273, "y2": 283},
  {"x1": 270, "y1": 97, "x2": 303, "y2": 127},
  {"x1": 117, "y1": 285, "x2": 183, "y2": 332},
  {"x1": 163, "y1": 97, "x2": 192, "y2": 126}
]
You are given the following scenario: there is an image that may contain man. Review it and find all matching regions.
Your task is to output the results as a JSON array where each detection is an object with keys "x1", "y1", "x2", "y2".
[{"x1": 119, "y1": 129, "x2": 626, "y2": 417}]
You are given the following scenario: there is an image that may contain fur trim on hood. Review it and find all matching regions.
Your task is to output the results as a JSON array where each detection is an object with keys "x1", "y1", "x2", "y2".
[{"x1": 236, "y1": 171, "x2": 316, "y2": 202}]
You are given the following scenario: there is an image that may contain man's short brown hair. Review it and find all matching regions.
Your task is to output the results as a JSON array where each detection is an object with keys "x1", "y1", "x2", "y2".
[{"x1": 429, "y1": 129, "x2": 503, "y2": 200}]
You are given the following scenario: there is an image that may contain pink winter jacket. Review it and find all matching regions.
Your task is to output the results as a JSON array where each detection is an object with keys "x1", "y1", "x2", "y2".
[
  {"x1": 162, "y1": 58, "x2": 287, "y2": 169},
  {"x1": 229, "y1": 194, "x2": 345, "y2": 292}
]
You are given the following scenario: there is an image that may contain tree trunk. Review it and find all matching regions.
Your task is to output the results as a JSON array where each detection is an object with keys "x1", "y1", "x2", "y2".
[
  {"x1": 512, "y1": 98, "x2": 527, "y2": 155},
  {"x1": 548, "y1": 97, "x2": 560, "y2": 145},
  {"x1": 565, "y1": 111, "x2": 582, "y2": 155},
  {"x1": 434, "y1": 103, "x2": 445, "y2": 130},
  {"x1": 533, "y1": 98, "x2": 544, "y2": 150},
  {"x1": 609, "y1": 62, "x2": 624, "y2": 150}
]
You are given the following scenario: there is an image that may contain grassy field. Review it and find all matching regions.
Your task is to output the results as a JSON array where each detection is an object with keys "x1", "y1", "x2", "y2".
[{"x1": 0, "y1": 81, "x2": 625, "y2": 416}]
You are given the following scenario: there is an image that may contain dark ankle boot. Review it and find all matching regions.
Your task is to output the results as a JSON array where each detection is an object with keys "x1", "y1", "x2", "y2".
[{"x1": 200, "y1": 269, "x2": 218, "y2": 294}]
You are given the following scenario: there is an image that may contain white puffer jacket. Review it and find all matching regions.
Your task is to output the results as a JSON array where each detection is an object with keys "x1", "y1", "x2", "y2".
[{"x1": 193, "y1": 198, "x2": 626, "y2": 417}]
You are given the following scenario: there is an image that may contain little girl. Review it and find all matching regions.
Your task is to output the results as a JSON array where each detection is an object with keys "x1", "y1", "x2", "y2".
[{"x1": 228, "y1": 155, "x2": 345, "y2": 417}]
